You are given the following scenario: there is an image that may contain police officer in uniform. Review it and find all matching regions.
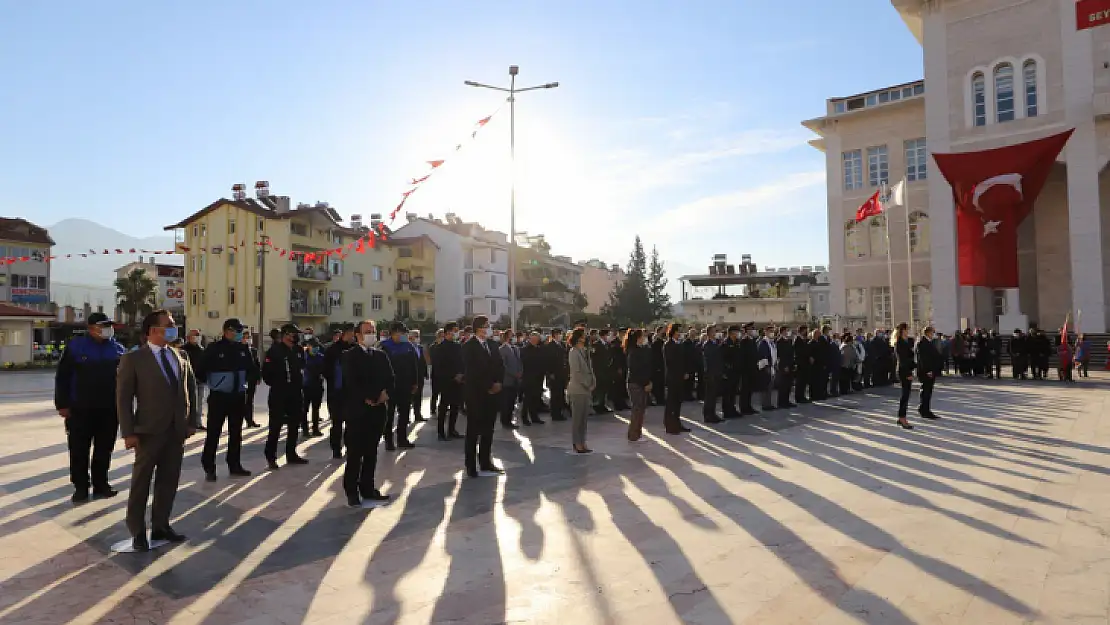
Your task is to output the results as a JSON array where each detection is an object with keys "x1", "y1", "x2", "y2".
[
  {"x1": 262, "y1": 323, "x2": 309, "y2": 468},
  {"x1": 54, "y1": 312, "x2": 126, "y2": 503},
  {"x1": 323, "y1": 323, "x2": 356, "y2": 458},
  {"x1": 200, "y1": 318, "x2": 257, "y2": 481}
]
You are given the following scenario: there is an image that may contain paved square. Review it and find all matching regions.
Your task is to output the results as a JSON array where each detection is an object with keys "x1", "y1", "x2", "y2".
[{"x1": 2, "y1": 371, "x2": 1110, "y2": 624}]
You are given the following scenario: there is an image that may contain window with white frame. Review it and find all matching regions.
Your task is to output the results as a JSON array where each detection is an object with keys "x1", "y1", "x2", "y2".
[
  {"x1": 972, "y1": 72, "x2": 986, "y2": 127},
  {"x1": 200, "y1": 290, "x2": 206, "y2": 305},
  {"x1": 464, "y1": 273, "x2": 473, "y2": 295},
  {"x1": 491, "y1": 274, "x2": 497, "y2": 290},
  {"x1": 844, "y1": 220, "x2": 867, "y2": 259},
  {"x1": 228, "y1": 251, "x2": 235, "y2": 266},
  {"x1": 371, "y1": 266, "x2": 383, "y2": 281},
  {"x1": 199, "y1": 253, "x2": 206, "y2": 271},
  {"x1": 904, "y1": 138, "x2": 927, "y2": 181},
  {"x1": 331, "y1": 260, "x2": 342, "y2": 276},
  {"x1": 908, "y1": 211, "x2": 930, "y2": 253},
  {"x1": 200, "y1": 223, "x2": 207, "y2": 237},
  {"x1": 872, "y1": 286, "x2": 892, "y2": 328},
  {"x1": 464, "y1": 299, "x2": 474, "y2": 316},
  {"x1": 911, "y1": 285, "x2": 932, "y2": 324},
  {"x1": 490, "y1": 299, "x2": 497, "y2": 316},
  {"x1": 190, "y1": 289, "x2": 198, "y2": 306},
  {"x1": 353, "y1": 272, "x2": 364, "y2": 287},
  {"x1": 867, "y1": 145, "x2": 888, "y2": 187},
  {"x1": 256, "y1": 251, "x2": 263, "y2": 268},
  {"x1": 868, "y1": 216, "x2": 889, "y2": 257},
  {"x1": 995, "y1": 63, "x2": 1015, "y2": 123},
  {"x1": 842, "y1": 150, "x2": 863, "y2": 190},
  {"x1": 192, "y1": 225, "x2": 198, "y2": 237},
  {"x1": 992, "y1": 289, "x2": 1007, "y2": 319},
  {"x1": 846, "y1": 287, "x2": 868, "y2": 318},
  {"x1": 228, "y1": 219, "x2": 236, "y2": 235},
  {"x1": 353, "y1": 302, "x2": 364, "y2": 317},
  {"x1": 190, "y1": 255, "x2": 197, "y2": 272},
  {"x1": 1023, "y1": 60, "x2": 1038, "y2": 118},
  {"x1": 371, "y1": 294, "x2": 382, "y2": 311}
]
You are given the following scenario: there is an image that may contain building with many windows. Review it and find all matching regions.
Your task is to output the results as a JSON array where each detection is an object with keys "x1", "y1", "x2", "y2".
[
  {"x1": 803, "y1": 0, "x2": 1110, "y2": 333},
  {"x1": 678, "y1": 254, "x2": 829, "y2": 327},
  {"x1": 384, "y1": 234, "x2": 438, "y2": 323},
  {"x1": 578, "y1": 259, "x2": 625, "y2": 314},
  {"x1": 113, "y1": 257, "x2": 185, "y2": 325},
  {"x1": 0, "y1": 218, "x2": 54, "y2": 312},
  {"x1": 165, "y1": 183, "x2": 396, "y2": 339},
  {"x1": 514, "y1": 234, "x2": 585, "y2": 327}
]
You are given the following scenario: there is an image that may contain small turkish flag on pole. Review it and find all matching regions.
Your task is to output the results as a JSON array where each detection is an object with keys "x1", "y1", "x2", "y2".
[{"x1": 855, "y1": 191, "x2": 883, "y2": 223}]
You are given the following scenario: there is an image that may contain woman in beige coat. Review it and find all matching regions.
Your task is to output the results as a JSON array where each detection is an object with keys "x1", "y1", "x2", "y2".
[{"x1": 567, "y1": 328, "x2": 595, "y2": 454}]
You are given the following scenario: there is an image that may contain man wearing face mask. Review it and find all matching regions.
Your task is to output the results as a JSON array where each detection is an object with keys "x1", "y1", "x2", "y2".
[
  {"x1": 379, "y1": 322, "x2": 421, "y2": 449},
  {"x1": 433, "y1": 322, "x2": 465, "y2": 441},
  {"x1": 776, "y1": 326, "x2": 796, "y2": 408},
  {"x1": 199, "y1": 318, "x2": 257, "y2": 481},
  {"x1": 650, "y1": 325, "x2": 667, "y2": 406},
  {"x1": 261, "y1": 323, "x2": 309, "y2": 469},
  {"x1": 721, "y1": 326, "x2": 742, "y2": 418},
  {"x1": 792, "y1": 325, "x2": 810, "y2": 403},
  {"x1": 182, "y1": 330, "x2": 207, "y2": 431},
  {"x1": 589, "y1": 329, "x2": 612, "y2": 414},
  {"x1": 340, "y1": 319, "x2": 394, "y2": 508},
  {"x1": 738, "y1": 323, "x2": 760, "y2": 416},
  {"x1": 54, "y1": 312, "x2": 127, "y2": 503},
  {"x1": 608, "y1": 328, "x2": 631, "y2": 411},
  {"x1": 241, "y1": 331, "x2": 262, "y2": 428},
  {"x1": 700, "y1": 325, "x2": 725, "y2": 423},
  {"x1": 545, "y1": 328, "x2": 570, "y2": 421},
  {"x1": 323, "y1": 323, "x2": 357, "y2": 458},
  {"x1": 461, "y1": 315, "x2": 506, "y2": 478},
  {"x1": 301, "y1": 337, "x2": 326, "y2": 438}
]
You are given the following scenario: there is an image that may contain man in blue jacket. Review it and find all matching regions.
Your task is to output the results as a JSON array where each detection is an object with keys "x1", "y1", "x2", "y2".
[
  {"x1": 379, "y1": 322, "x2": 420, "y2": 450},
  {"x1": 200, "y1": 318, "x2": 257, "y2": 481},
  {"x1": 54, "y1": 312, "x2": 126, "y2": 503}
]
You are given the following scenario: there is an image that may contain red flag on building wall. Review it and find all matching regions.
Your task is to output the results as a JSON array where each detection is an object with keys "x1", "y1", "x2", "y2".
[
  {"x1": 932, "y1": 129, "x2": 1073, "y2": 288},
  {"x1": 855, "y1": 191, "x2": 883, "y2": 222}
]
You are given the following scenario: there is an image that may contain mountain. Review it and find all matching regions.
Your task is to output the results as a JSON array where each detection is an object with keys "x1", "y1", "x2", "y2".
[{"x1": 45, "y1": 218, "x2": 181, "y2": 315}]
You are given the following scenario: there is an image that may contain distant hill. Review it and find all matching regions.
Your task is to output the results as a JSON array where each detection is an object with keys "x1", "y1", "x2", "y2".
[{"x1": 46, "y1": 218, "x2": 182, "y2": 316}]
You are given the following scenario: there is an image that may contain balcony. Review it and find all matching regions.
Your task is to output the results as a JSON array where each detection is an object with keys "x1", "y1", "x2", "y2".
[
  {"x1": 294, "y1": 265, "x2": 331, "y2": 282},
  {"x1": 290, "y1": 301, "x2": 332, "y2": 316}
]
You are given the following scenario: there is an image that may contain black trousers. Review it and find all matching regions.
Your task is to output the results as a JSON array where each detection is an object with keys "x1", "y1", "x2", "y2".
[
  {"x1": 386, "y1": 395, "x2": 413, "y2": 444},
  {"x1": 919, "y1": 375, "x2": 935, "y2": 413},
  {"x1": 343, "y1": 407, "x2": 387, "y2": 500},
  {"x1": 702, "y1": 376, "x2": 720, "y2": 419},
  {"x1": 778, "y1": 371, "x2": 794, "y2": 406},
  {"x1": 437, "y1": 380, "x2": 461, "y2": 437},
  {"x1": 327, "y1": 390, "x2": 345, "y2": 455},
  {"x1": 839, "y1": 368, "x2": 853, "y2": 394},
  {"x1": 500, "y1": 384, "x2": 519, "y2": 425},
  {"x1": 722, "y1": 376, "x2": 740, "y2": 416},
  {"x1": 608, "y1": 373, "x2": 629, "y2": 407},
  {"x1": 265, "y1": 390, "x2": 301, "y2": 460},
  {"x1": 810, "y1": 369, "x2": 828, "y2": 400},
  {"x1": 245, "y1": 380, "x2": 258, "y2": 423},
  {"x1": 66, "y1": 409, "x2": 117, "y2": 491},
  {"x1": 793, "y1": 369, "x2": 809, "y2": 402},
  {"x1": 739, "y1": 374, "x2": 756, "y2": 412},
  {"x1": 413, "y1": 379, "x2": 426, "y2": 418},
  {"x1": 430, "y1": 376, "x2": 440, "y2": 411},
  {"x1": 664, "y1": 381, "x2": 683, "y2": 432},
  {"x1": 897, "y1": 374, "x2": 913, "y2": 417},
  {"x1": 651, "y1": 372, "x2": 666, "y2": 404},
  {"x1": 202, "y1": 392, "x2": 245, "y2": 472},
  {"x1": 522, "y1": 381, "x2": 543, "y2": 422},
  {"x1": 302, "y1": 384, "x2": 323, "y2": 433},
  {"x1": 464, "y1": 390, "x2": 497, "y2": 472},
  {"x1": 548, "y1": 377, "x2": 567, "y2": 418}
]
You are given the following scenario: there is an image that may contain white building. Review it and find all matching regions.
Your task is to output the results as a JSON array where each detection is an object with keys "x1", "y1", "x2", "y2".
[
  {"x1": 390, "y1": 213, "x2": 510, "y2": 323},
  {"x1": 678, "y1": 254, "x2": 829, "y2": 327},
  {"x1": 805, "y1": 0, "x2": 1110, "y2": 333},
  {"x1": 114, "y1": 257, "x2": 185, "y2": 323}
]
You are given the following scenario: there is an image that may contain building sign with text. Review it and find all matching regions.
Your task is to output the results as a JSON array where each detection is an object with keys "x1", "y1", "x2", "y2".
[{"x1": 1078, "y1": 0, "x2": 1110, "y2": 30}]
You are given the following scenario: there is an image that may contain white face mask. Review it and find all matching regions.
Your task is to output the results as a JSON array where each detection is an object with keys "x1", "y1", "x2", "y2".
[
  {"x1": 361, "y1": 334, "x2": 378, "y2": 347},
  {"x1": 509, "y1": 337, "x2": 517, "y2": 345},
  {"x1": 99, "y1": 327, "x2": 114, "y2": 340},
  {"x1": 639, "y1": 338, "x2": 648, "y2": 347}
]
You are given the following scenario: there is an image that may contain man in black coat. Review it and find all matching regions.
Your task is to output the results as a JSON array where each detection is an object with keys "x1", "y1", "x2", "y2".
[
  {"x1": 589, "y1": 329, "x2": 612, "y2": 414},
  {"x1": 683, "y1": 330, "x2": 700, "y2": 401},
  {"x1": 792, "y1": 325, "x2": 810, "y2": 403},
  {"x1": 608, "y1": 328, "x2": 630, "y2": 410},
  {"x1": 1009, "y1": 329, "x2": 1028, "y2": 379},
  {"x1": 340, "y1": 320, "x2": 394, "y2": 508},
  {"x1": 776, "y1": 326, "x2": 796, "y2": 408},
  {"x1": 700, "y1": 325, "x2": 724, "y2": 423},
  {"x1": 738, "y1": 323, "x2": 759, "y2": 415},
  {"x1": 433, "y1": 322, "x2": 465, "y2": 441},
  {"x1": 721, "y1": 325, "x2": 742, "y2": 418},
  {"x1": 520, "y1": 331, "x2": 548, "y2": 425},
  {"x1": 461, "y1": 315, "x2": 505, "y2": 478},
  {"x1": 545, "y1": 328, "x2": 569, "y2": 421},
  {"x1": 262, "y1": 323, "x2": 309, "y2": 469},
  {"x1": 323, "y1": 324, "x2": 356, "y2": 458},
  {"x1": 200, "y1": 318, "x2": 257, "y2": 481},
  {"x1": 808, "y1": 327, "x2": 829, "y2": 400},
  {"x1": 662, "y1": 324, "x2": 690, "y2": 434},
  {"x1": 650, "y1": 325, "x2": 667, "y2": 405},
  {"x1": 915, "y1": 326, "x2": 942, "y2": 419}
]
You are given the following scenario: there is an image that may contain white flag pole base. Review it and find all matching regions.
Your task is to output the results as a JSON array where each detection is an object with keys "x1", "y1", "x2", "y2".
[{"x1": 110, "y1": 534, "x2": 171, "y2": 553}]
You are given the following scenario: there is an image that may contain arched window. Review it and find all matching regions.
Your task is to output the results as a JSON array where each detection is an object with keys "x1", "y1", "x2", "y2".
[
  {"x1": 908, "y1": 211, "x2": 931, "y2": 253},
  {"x1": 844, "y1": 220, "x2": 867, "y2": 259},
  {"x1": 868, "y1": 216, "x2": 889, "y2": 257},
  {"x1": 995, "y1": 63, "x2": 1015, "y2": 123},
  {"x1": 1023, "y1": 60, "x2": 1038, "y2": 118},
  {"x1": 972, "y1": 72, "x2": 987, "y2": 127}
]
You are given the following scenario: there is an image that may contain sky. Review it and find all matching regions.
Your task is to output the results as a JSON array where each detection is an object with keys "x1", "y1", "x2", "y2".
[{"x1": 0, "y1": 1, "x2": 923, "y2": 303}]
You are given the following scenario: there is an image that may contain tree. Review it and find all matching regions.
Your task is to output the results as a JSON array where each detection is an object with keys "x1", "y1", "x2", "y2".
[
  {"x1": 602, "y1": 236, "x2": 653, "y2": 325},
  {"x1": 648, "y1": 245, "x2": 672, "y2": 320},
  {"x1": 115, "y1": 268, "x2": 158, "y2": 327}
]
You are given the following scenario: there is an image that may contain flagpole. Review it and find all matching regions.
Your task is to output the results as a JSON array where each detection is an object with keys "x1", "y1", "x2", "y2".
[
  {"x1": 880, "y1": 181, "x2": 896, "y2": 329},
  {"x1": 902, "y1": 176, "x2": 915, "y2": 330}
]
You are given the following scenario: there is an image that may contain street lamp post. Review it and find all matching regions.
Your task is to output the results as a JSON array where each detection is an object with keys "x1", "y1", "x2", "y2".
[{"x1": 464, "y1": 66, "x2": 558, "y2": 331}]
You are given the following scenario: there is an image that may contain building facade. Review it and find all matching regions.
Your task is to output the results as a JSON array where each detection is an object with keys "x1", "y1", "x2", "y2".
[
  {"x1": 384, "y1": 235, "x2": 438, "y2": 323},
  {"x1": 0, "y1": 218, "x2": 54, "y2": 312},
  {"x1": 515, "y1": 236, "x2": 585, "y2": 326},
  {"x1": 678, "y1": 255, "x2": 828, "y2": 327},
  {"x1": 114, "y1": 257, "x2": 185, "y2": 324},
  {"x1": 165, "y1": 186, "x2": 397, "y2": 339},
  {"x1": 578, "y1": 259, "x2": 625, "y2": 314},
  {"x1": 807, "y1": 0, "x2": 1110, "y2": 334}
]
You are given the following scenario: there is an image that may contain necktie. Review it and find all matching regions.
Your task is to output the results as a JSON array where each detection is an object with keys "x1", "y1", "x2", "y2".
[{"x1": 159, "y1": 348, "x2": 179, "y2": 392}]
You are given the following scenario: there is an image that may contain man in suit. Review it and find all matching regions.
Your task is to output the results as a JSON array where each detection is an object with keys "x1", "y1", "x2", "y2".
[
  {"x1": 498, "y1": 329, "x2": 524, "y2": 428},
  {"x1": 792, "y1": 325, "x2": 810, "y2": 403},
  {"x1": 341, "y1": 320, "x2": 394, "y2": 508},
  {"x1": 721, "y1": 326, "x2": 741, "y2": 418},
  {"x1": 650, "y1": 325, "x2": 667, "y2": 405},
  {"x1": 433, "y1": 321, "x2": 465, "y2": 441},
  {"x1": 116, "y1": 309, "x2": 197, "y2": 552},
  {"x1": 323, "y1": 323, "x2": 356, "y2": 458},
  {"x1": 379, "y1": 322, "x2": 420, "y2": 449},
  {"x1": 756, "y1": 325, "x2": 778, "y2": 411},
  {"x1": 461, "y1": 315, "x2": 505, "y2": 478},
  {"x1": 775, "y1": 326, "x2": 797, "y2": 408},
  {"x1": 410, "y1": 329, "x2": 430, "y2": 422},
  {"x1": 738, "y1": 323, "x2": 759, "y2": 416},
  {"x1": 545, "y1": 328, "x2": 569, "y2": 421},
  {"x1": 700, "y1": 325, "x2": 724, "y2": 423}
]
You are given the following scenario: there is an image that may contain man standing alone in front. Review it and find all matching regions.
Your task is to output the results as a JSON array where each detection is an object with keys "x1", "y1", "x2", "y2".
[
  {"x1": 116, "y1": 309, "x2": 196, "y2": 551},
  {"x1": 341, "y1": 320, "x2": 394, "y2": 508}
]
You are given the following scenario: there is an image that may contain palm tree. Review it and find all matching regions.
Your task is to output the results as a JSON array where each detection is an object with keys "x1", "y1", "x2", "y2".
[{"x1": 115, "y1": 268, "x2": 158, "y2": 327}]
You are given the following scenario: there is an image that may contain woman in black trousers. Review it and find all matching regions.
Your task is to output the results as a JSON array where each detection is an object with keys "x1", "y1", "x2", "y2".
[
  {"x1": 662, "y1": 323, "x2": 690, "y2": 435},
  {"x1": 893, "y1": 322, "x2": 915, "y2": 430}
]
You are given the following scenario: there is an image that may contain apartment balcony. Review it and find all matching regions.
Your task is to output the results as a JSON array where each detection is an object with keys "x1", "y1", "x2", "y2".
[
  {"x1": 290, "y1": 301, "x2": 332, "y2": 316},
  {"x1": 397, "y1": 279, "x2": 435, "y2": 298},
  {"x1": 294, "y1": 265, "x2": 331, "y2": 282}
]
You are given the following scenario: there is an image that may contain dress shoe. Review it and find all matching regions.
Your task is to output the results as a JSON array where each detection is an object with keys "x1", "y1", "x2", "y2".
[
  {"x1": 266, "y1": 458, "x2": 280, "y2": 470},
  {"x1": 919, "y1": 411, "x2": 940, "y2": 420},
  {"x1": 347, "y1": 496, "x2": 362, "y2": 508},
  {"x1": 151, "y1": 526, "x2": 187, "y2": 542},
  {"x1": 72, "y1": 489, "x2": 89, "y2": 504},
  {"x1": 551, "y1": 415, "x2": 567, "y2": 421},
  {"x1": 311, "y1": 429, "x2": 323, "y2": 437},
  {"x1": 679, "y1": 426, "x2": 692, "y2": 433},
  {"x1": 466, "y1": 469, "x2": 480, "y2": 478},
  {"x1": 782, "y1": 402, "x2": 798, "y2": 408},
  {"x1": 704, "y1": 415, "x2": 724, "y2": 424},
  {"x1": 363, "y1": 490, "x2": 391, "y2": 504},
  {"x1": 229, "y1": 467, "x2": 252, "y2": 477},
  {"x1": 532, "y1": 417, "x2": 545, "y2": 425},
  {"x1": 741, "y1": 410, "x2": 759, "y2": 417},
  {"x1": 332, "y1": 451, "x2": 343, "y2": 459},
  {"x1": 413, "y1": 416, "x2": 427, "y2": 423},
  {"x1": 245, "y1": 421, "x2": 261, "y2": 428},
  {"x1": 479, "y1": 465, "x2": 505, "y2": 475},
  {"x1": 761, "y1": 406, "x2": 776, "y2": 412},
  {"x1": 196, "y1": 425, "x2": 207, "y2": 431},
  {"x1": 204, "y1": 471, "x2": 217, "y2": 482},
  {"x1": 287, "y1": 456, "x2": 309, "y2": 465},
  {"x1": 437, "y1": 434, "x2": 450, "y2": 442},
  {"x1": 502, "y1": 422, "x2": 519, "y2": 430},
  {"x1": 450, "y1": 431, "x2": 464, "y2": 439},
  {"x1": 132, "y1": 534, "x2": 150, "y2": 552},
  {"x1": 92, "y1": 486, "x2": 118, "y2": 499},
  {"x1": 397, "y1": 440, "x2": 416, "y2": 449},
  {"x1": 384, "y1": 440, "x2": 396, "y2": 451}
]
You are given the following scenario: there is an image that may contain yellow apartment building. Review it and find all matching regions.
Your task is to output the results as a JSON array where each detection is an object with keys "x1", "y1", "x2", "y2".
[
  {"x1": 384, "y1": 235, "x2": 438, "y2": 323},
  {"x1": 164, "y1": 185, "x2": 396, "y2": 340}
]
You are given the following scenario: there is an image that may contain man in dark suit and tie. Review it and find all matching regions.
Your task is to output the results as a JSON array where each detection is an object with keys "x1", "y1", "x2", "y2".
[
  {"x1": 461, "y1": 315, "x2": 505, "y2": 478},
  {"x1": 340, "y1": 320, "x2": 395, "y2": 508},
  {"x1": 116, "y1": 309, "x2": 197, "y2": 551}
]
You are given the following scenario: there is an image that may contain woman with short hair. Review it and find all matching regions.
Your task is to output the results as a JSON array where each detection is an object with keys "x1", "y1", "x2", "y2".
[
  {"x1": 566, "y1": 328, "x2": 595, "y2": 453},
  {"x1": 624, "y1": 328, "x2": 652, "y2": 441}
]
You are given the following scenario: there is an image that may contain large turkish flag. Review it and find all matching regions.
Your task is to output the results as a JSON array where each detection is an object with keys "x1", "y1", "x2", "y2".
[{"x1": 932, "y1": 130, "x2": 1073, "y2": 288}]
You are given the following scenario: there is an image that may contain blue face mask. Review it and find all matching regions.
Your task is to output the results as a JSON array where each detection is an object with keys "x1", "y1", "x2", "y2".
[
  {"x1": 164, "y1": 326, "x2": 179, "y2": 342},
  {"x1": 397, "y1": 335, "x2": 409, "y2": 343},
  {"x1": 232, "y1": 331, "x2": 244, "y2": 342}
]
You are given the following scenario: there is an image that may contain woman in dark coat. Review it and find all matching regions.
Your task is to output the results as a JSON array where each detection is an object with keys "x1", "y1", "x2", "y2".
[
  {"x1": 662, "y1": 323, "x2": 690, "y2": 435},
  {"x1": 624, "y1": 328, "x2": 653, "y2": 441},
  {"x1": 893, "y1": 322, "x2": 916, "y2": 430}
]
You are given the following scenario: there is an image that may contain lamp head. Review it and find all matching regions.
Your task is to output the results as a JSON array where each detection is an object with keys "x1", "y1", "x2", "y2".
[
  {"x1": 509, "y1": 65, "x2": 519, "y2": 76},
  {"x1": 545, "y1": 82, "x2": 559, "y2": 89}
]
